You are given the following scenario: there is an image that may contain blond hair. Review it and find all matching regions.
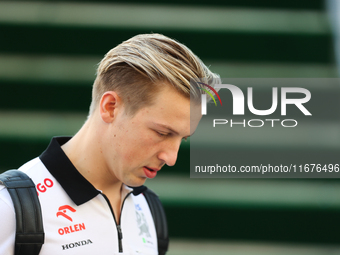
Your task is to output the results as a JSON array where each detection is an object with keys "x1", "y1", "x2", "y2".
[{"x1": 89, "y1": 33, "x2": 219, "y2": 115}]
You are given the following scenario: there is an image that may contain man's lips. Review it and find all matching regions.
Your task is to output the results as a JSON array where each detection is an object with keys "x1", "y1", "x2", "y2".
[
  {"x1": 145, "y1": 166, "x2": 161, "y2": 171},
  {"x1": 143, "y1": 166, "x2": 160, "y2": 178}
]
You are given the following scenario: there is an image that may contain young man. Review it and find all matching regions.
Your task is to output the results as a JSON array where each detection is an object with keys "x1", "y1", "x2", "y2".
[{"x1": 0, "y1": 33, "x2": 218, "y2": 254}]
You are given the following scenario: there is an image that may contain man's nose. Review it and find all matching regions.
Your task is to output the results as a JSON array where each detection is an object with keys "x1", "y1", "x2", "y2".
[{"x1": 158, "y1": 139, "x2": 182, "y2": 167}]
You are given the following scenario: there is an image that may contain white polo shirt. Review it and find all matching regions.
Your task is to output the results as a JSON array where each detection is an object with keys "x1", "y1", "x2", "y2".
[{"x1": 0, "y1": 137, "x2": 158, "y2": 255}]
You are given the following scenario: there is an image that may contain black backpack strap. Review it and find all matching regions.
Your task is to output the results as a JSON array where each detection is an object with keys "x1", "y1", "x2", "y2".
[
  {"x1": 0, "y1": 170, "x2": 44, "y2": 255},
  {"x1": 142, "y1": 188, "x2": 169, "y2": 255}
]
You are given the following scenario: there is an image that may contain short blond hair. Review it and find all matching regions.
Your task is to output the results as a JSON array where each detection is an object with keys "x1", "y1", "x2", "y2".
[{"x1": 89, "y1": 33, "x2": 219, "y2": 115}]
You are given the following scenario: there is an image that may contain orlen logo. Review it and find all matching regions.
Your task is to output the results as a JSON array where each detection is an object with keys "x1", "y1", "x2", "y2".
[
  {"x1": 57, "y1": 205, "x2": 86, "y2": 235},
  {"x1": 36, "y1": 178, "x2": 53, "y2": 196},
  {"x1": 57, "y1": 205, "x2": 76, "y2": 222}
]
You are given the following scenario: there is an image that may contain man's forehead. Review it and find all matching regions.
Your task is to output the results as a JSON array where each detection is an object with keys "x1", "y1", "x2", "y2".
[{"x1": 141, "y1": 84, "x2": 200, "y2": 136}]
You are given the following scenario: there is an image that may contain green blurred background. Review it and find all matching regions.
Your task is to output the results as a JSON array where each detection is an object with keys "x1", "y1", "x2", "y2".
[{"x1": 1, "y1": 1, "x2": 340, "y2": 254}]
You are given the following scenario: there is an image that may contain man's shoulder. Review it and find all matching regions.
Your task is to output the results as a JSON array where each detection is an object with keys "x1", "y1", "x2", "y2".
[
  {"x1": 0, "y1": 157, "x2": 41, "y2": 200},
  {"x1": 0, "y1": 185, "x2": 14, "y2": 212},
  {"x1": 0, "y1": 164, "x2": 44, "y2": 255},
  {"x1": 18, "y1": 157, "x2": 44, "y2": 175},
  {"x1": 16, "y1": 157, "x2": 53, "y2": 187},
  {"x1": 0, "y1": 157, "x2": 45, "y2": 209}
]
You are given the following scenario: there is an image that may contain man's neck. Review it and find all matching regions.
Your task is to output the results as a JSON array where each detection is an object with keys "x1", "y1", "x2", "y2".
[{"x1": 61, "y1": 118, "x2": 123, "y2": 198}]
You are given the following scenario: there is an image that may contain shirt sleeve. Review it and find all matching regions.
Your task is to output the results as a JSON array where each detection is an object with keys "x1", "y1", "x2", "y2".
[{"x1": 0, "y1": 187, "x2": 16, "y2": 255}]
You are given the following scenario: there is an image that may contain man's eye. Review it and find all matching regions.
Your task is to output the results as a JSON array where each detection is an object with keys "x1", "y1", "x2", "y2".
[{"x1": 156, "y1": 131, "x2": 168, "y2": 137}]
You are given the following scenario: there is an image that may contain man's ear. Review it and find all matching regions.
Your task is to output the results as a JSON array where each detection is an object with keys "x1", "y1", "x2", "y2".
[{"x1": 99, "y1": 91, "x2": 121, "y2": 123}]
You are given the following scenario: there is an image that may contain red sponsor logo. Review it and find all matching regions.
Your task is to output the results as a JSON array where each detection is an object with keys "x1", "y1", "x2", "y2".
[
  {"x1": 56, "y1": 205, "x2": 86, "y2": 235},
  {"x1": 58, "y1": 223, "x2": 86, "y2": 235},
  {"x1": 57, "y1": 205, "x2": 76, "y2": 222},
  {"x1": 36, "y1": 178, "x2": 54, "y2": 196}
]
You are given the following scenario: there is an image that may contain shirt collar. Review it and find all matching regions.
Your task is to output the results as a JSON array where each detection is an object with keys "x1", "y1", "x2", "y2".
[
  {"x1": 39, "y1": 137, "x2": 145, "y2": 206},
  {"x1": 39, "y1": 137, "x2": 100, "y2": 206}
]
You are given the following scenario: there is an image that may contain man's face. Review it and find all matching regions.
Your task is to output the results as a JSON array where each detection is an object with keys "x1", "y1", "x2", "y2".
[{"x1": 101, "y1": 84, "x2": 201, "y2": 187}]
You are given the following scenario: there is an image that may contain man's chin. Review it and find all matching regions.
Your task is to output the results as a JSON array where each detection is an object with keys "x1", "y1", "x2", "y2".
[{"x1": 125, "y1": 176, "x2": 147, "y2": 188}]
